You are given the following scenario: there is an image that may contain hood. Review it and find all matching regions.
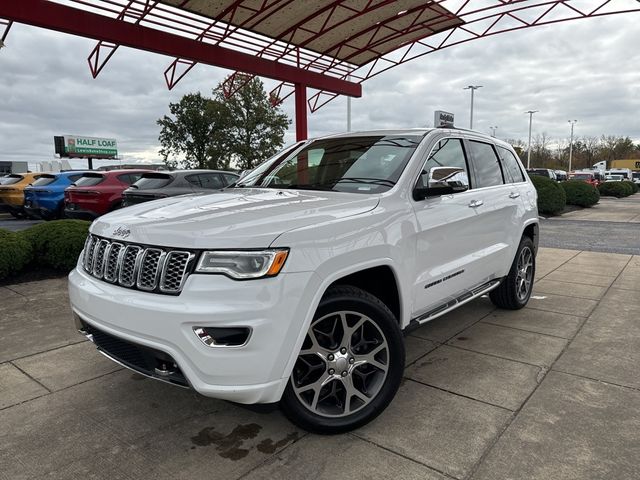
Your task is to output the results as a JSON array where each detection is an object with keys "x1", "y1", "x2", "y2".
[{"x1": 90, "y1": 188, "x2": 379, "y2": 249}]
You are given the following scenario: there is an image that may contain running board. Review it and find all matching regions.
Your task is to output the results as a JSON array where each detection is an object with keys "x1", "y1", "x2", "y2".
[{"x1": 410, "y1": 279, "x2": 501, "y2": 327}]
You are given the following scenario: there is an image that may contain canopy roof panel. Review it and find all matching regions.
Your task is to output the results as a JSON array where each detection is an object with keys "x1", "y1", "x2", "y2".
[{"x1": 161, "y1": 0, "x2": 463, "y2": 67}]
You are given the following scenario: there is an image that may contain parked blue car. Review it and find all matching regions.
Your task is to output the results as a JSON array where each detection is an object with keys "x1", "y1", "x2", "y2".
[{"x1": 23, "y1": 171, "x2": 88, "y2": 220}]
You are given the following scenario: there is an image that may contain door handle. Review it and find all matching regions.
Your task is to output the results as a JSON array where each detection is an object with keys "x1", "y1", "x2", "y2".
[
  {"x1": 468, "y1": 200, "x2": 484, "y2": 208},
  {"x1": 509, "y1": 191, "x2": 520, "y2": 199}
]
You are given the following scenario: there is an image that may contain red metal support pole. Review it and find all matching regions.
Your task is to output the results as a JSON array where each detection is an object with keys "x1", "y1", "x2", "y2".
[
  {"x1": 295, "y1": 83, "x2": 308, "y2": 142},
  {"x1": 295, "y1": 83, "x2": 308, "y2": 184}
]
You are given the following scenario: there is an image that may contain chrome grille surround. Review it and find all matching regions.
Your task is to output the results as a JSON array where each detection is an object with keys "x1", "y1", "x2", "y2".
[{"x1": 81, "y1": 235, "x2": 195, "y2": 295}]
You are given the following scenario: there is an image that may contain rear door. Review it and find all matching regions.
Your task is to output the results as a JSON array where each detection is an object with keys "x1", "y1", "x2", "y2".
[{"x1": 465, "y1": 138, "x2": 522, "y2": 277}]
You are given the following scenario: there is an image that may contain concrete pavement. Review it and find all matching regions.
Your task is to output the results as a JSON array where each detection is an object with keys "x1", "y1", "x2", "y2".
[{"x1": 1, "y1": 247, "x2": 639, "y2": 480}]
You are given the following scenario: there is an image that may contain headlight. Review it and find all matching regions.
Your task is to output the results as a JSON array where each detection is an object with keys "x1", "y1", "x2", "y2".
[{"x1": 195, "y1": 249, "x2": 289, "y2": 279}]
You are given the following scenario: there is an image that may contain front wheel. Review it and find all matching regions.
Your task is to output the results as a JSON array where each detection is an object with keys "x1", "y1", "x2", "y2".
[
  {"x1": 490, "y1": 236, "x2": 536, "y2": 310},
  {"x1": 280, "y1": 285, "x2": 404, "y2": 434}
]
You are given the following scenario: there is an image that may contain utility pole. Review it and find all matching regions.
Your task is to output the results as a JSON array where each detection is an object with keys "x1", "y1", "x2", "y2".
[
  {"x1": 490, "y1": 126, "x2": 498, "y2": 137},
  {"x1": 568, "y1": 120, "x2": 577, "y2": 173},
  {"x1": 463, "y1": 85, "x2": 482, "y2": 129},
  {"x1": 525, "y1": 110, "x2": 538, "y2": 169}
]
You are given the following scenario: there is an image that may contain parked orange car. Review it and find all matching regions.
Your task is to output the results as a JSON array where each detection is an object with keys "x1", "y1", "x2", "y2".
[{"x1": 0, "y1": 172, "x2": 42, "y2": 218}]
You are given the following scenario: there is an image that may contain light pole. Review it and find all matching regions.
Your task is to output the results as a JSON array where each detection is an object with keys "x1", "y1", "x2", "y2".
[
  {"x1": 525, "y1": 110, "x2": 538, "y2": 169},
  {"x1": 568, "y1": 120, "x2": 577, "y2": 173},
  {"x1": 490, "y1": 126, "x2": 498, "y2": 137},
  {"x1": 464, "y1": 85, "x2": 482, "y2": 129}
]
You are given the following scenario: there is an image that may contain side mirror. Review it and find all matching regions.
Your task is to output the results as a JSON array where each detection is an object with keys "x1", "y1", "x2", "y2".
[{"x1": 413, "y1": 167, "x2": 469, "y2": 200}]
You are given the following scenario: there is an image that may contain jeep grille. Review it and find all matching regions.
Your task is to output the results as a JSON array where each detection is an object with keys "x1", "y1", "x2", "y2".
[{"x1": 82, "y1": 235, "x2": 194, "y2": 294}]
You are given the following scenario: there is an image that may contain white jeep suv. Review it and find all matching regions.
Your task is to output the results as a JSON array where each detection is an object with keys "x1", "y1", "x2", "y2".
[{"x1": 69, "y1": 128, "x2": 538, "y2": 433}]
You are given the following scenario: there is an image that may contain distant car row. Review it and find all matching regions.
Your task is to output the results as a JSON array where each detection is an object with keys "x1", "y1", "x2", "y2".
[
  {"x1": 0, "y1": 169, "x2": 239, "y2": 220},
  {"x1": 526, "y1": 168, "x2": 640, "y2": 186}
]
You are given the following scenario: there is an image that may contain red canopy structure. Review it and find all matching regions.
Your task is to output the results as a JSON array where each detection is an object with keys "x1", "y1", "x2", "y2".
[{"x1": 1, "y1": 0, "x2": 639, "y2": 141}]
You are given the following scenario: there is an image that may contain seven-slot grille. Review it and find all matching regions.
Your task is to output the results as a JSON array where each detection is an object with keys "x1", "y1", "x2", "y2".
[{"x1": 82, "y1": 235, "x2": 194, "y2": 294}]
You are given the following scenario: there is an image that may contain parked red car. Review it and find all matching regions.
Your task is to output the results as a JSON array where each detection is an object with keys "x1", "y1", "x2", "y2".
[
  {"x1": 568, "y1": 171, "x2": 600, "y2": 187},
  {"x1": 64, "y1": 169, "x2": 153, "y2": 220}
]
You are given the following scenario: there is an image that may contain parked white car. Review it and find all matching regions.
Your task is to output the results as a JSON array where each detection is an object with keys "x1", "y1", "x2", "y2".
[{"x1": 69, "y1": 128, "x2": 539, "y2": 433}]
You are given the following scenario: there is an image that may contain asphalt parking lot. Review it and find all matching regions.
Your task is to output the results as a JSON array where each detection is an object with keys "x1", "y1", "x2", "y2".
[{"x1": 2, "y1": 198, "x2": 640, "y2": 480}]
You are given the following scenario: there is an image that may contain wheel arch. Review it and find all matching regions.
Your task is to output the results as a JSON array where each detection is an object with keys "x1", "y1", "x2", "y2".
[
  {"x1": 522, "y1": 220, "x2": 539, "y2": 255},
  {"x1": 326, "y1": 264, "x2": 402, "y2": 324}
]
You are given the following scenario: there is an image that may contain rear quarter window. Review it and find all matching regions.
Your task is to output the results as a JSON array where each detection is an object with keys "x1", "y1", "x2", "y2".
[{"x1": 497, "y1": 146, "x2": 526, "y2": 183}]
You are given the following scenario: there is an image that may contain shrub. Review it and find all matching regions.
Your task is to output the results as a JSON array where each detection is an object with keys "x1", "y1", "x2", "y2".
[
  {"x1": 598, "y1": 182, "x2": 631, "y2": 198},
  {"x1": 529, "y1": 174, "x2": 566, "y2": 215},
  {"x1": 20, "y1": 220, "x2": 90, "y2": 271},
  {"x1": 0, "y1": 229, "x2": 33, "y2": 280},
  {"x1": 560, "y1": 180, "x2": 600, "y2": 207},
  {"x1": 621, "y1": 181, "x2": 638, "y2": 194}
]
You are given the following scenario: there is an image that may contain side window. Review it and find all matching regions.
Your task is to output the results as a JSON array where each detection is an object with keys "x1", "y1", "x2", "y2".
[
  {"x1": 497, "y1": 147, "x2": 526, "y2": 183},
  {"x1": 117, "y1": 174, "x2": 132, "y2": 185},
  {"x1": 68, "y1": 174, "x2": 83, "y2": 183},
  {"x1": 185, "y1": 174, "x2": 202, "y2": 187},
  {"x1": 223, "y1": 173, "x2": 238, "y2": 185},
  {"x1": 469, "y1": 141, "x2": 504, "y2": 188},
  {"x1": 119, "y1": 173, "x2": 143, "y2": 185},
  {"x1": 198, "y1": 174, "x2": 224, "y2": 189},
  {"x1": 420, "y1": 138, "x2": 470, "y2": 189}
]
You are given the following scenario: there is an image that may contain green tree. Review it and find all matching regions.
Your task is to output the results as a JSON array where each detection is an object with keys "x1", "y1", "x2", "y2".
[
  {"x1": 157, "y1": 92, "x2": 226, "y2": 169},
  {"x1": 214, "y1": 75, "x2": 290, "y2": 170}
]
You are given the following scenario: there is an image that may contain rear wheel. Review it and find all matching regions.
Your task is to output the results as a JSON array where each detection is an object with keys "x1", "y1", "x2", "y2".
[
  {"x1": 490, "y1": 236, "x2": 535, "y2": 310},
  {"x1": 280, "y1": 285, "x2": 404, "y2": 434}
]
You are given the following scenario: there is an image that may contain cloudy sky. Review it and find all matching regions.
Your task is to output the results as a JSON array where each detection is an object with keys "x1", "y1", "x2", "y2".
[{"x1": 1, "y1": 2, "x2": 639, "y2": 169}]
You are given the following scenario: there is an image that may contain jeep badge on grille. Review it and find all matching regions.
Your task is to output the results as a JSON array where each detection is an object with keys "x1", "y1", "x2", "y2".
[{"x1": 112, "y1": 226, "x2": 131, "y2": 239}]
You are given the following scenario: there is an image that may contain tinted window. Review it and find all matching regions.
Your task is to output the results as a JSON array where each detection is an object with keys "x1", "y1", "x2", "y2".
[
  {"x1": 469, "y1": 141, "x2": 504, "y2": 188},
  {"x1": 31, "y1": 176, "x2": 56, "y2": 187},
  {"x1": 0, "y1": 174, "x2": 24, "y2": 185},
  {"x1": 185, "y1": 175, "x2": 201, "y2": 187},
  {"x1": 117, "y1": 173, "x2": 144, "y2": 185},
  {"x1": 74, "y1": 175, "x2": 105, "y2": 187},
  {"x1": 497, "y1": 146, "x2": 525, "y2": 183},
  {"x1": 198, "y1": 173, "x2": 224, "y2": 189},
  {"x1": 420, "y1": 138, "x2": 469, "y2": 188},
  {"x1": 527, "y1": 169, "x2": 550, "y2": 178},
  {"x1": 68, "y1": 174, "x2": 84, "y2": 183},
  {"x1": 132, "y1": 174, "x2": 172, "y2": 190},
  {"x1": 223, "y1": 173, "x2": 239, "y2": 185}
]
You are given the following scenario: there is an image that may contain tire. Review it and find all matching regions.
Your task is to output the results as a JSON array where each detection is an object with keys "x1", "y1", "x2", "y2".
[
  {"x1": 490, "y1": 236, "x2": 535, "y2": 310},
  {"x1": 280, "y1": 285, "x2": 405, "y2": 434},
  {"x1": 9, "y1": 211, "x2": 23, "y2": 219}
]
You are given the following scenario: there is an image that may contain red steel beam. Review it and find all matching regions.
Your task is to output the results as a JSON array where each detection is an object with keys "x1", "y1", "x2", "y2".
[
  {"x1": 294, "y1": 83, "x2": 307, "y2": 142},
  {"x1": 0, "y1": 0, "x2": 361, "y2": 98}
]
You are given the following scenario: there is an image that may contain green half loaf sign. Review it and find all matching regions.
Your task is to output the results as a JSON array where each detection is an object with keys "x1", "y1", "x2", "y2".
[{"x1": 65, "y1": 136, "x2": 118, "y2": 157}]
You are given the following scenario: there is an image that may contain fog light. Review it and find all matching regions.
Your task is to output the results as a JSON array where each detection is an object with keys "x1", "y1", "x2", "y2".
[{"x1": 193, "y1": 327, "x2": 251, "y2": 347}]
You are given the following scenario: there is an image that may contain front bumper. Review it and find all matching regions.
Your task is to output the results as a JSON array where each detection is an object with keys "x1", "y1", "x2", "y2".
[{"x1": 68, "y1": 266, "x2": 320, "y2": 404}]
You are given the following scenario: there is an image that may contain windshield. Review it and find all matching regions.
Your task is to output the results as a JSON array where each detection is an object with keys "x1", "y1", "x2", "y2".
[
  {"x1": 31, "y1": 175, "x2": 57, "y2": 187},
  {"x1": 236, "y1": 135, "x2": 422, "y2": 194}
]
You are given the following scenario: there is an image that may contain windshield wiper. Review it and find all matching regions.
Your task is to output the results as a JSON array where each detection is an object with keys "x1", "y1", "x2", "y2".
[
  {"x1": 282, "y1": 183, "x2": 334, "y2": 191},
  {"x1": 333, "y1": 177, "x2": 396, "y2": 187}
]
